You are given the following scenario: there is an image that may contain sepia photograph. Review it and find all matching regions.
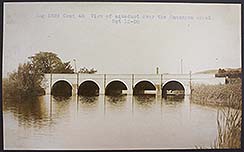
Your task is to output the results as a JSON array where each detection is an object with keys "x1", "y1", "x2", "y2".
[{"x1": 2, "y1": 1, "x2": 242, "y2": 150}]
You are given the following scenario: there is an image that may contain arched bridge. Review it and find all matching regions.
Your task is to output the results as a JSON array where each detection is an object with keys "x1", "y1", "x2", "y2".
[{"x1": 42, "y1": 73, "x2": 225, "y2": 96}]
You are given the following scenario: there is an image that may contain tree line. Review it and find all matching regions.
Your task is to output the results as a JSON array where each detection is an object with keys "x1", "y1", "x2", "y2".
[
  {"x1": 3, "y1": 51, "x2": 96, "y2": 98},
  {"x1": 215, "y1": 68, "x2": 241, "y2": 78}
]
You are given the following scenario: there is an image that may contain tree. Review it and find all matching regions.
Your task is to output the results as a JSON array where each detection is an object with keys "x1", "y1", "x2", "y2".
[
  {"x1": 28, "y1": 51, "x2": 74, "y2": 74},
  {"x1": 3, "y1": 51, "x2": 74, "y2": 98},
  {"x1": 54, "y1": 61, "x2": 74, "y2": 73},
  {"x1": 4, "y1": 62, "x2": 44, "y2": 97}
]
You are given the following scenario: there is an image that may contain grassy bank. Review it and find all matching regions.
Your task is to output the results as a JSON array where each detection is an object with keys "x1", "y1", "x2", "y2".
[
  {"x1": 191, "y1": 81, "x2": 241, "y2": 109},
  {"x1": 191, "y1": 81, "x2": 242, "y2": 149}
]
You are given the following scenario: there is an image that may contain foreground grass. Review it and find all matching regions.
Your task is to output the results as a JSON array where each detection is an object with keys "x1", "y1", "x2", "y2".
[
  {"x1": 191, "y1": 81, "x2": 242, "y2": 149},
  {"x1": 214, "y1": 106, "x2": 241, "y2": 148},
  {"x1": 191, "y1": 81, "x2": 241, "y2": 109}
]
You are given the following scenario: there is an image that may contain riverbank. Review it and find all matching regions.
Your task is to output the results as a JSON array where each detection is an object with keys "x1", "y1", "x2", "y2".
[
  {"x1": 191, "y1": 80, "x2": 241, "y2": 109},
  {"x1": 191, "y1": 80, "x2": 242, "y2": 148}
]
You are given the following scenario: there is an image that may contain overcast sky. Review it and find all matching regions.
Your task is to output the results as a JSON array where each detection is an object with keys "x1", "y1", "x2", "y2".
[{"x1": 3, "y1": 2, "x2": 241, "y2": 77}]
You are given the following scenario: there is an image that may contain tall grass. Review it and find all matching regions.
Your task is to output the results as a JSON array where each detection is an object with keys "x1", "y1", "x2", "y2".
[
  {"x1": 191, "y1": 81, "x2": 242, "y2": 149},
  {"x1": 214, "y1": 96, "x2": 241, "y2": 148},
  {"x1": 191, "y1": 82, "x2": 241, "y2": 109}
]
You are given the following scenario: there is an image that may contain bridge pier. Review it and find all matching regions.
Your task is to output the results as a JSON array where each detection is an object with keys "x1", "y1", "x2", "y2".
[
  {"x1": 156, "y1": 84, "x2": 162, "y2": 96},
  {"x1": 72, "y1": 84, "x2": 78, "y2": 95}
]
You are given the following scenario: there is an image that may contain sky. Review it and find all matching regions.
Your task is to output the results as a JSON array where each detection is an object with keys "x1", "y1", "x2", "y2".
[{"x1": 3, "y1": 2, "x2": 241, "y2": 77}]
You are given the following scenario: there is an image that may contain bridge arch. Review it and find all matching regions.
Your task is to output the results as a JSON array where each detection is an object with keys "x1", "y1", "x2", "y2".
[
  {"x1": 51, "y1": 80, "x2": 73, "y2": 96},
  {"x1": 78, "y1": 79, "x2": 100, "y2": 96},
  {"x1": 105, "y1": 79, "x2": 128, "y2": 95},
  {"x1": 133, "y1": 79, "x2": 156, "y2": 95},
  {"x1": 162, "y1": 79, "x2": 185, "y2": 98}
]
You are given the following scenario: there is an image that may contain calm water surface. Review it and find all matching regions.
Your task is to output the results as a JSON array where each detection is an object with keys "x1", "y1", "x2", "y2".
[{"x1": 3, "y1": 95, "x2": 219, "y2": 150}]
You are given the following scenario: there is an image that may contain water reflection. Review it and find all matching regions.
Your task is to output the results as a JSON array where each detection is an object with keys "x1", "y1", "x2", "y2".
[
  {"x1": 79, "y1": 96, "x2": 97, "y2": 103},
  {"x1": 106, "y1": 95, "x2": 126, "y2": 105},
  {"x1": 50, "y1": 95, "x2": 76, "y2": 122},
  {"x1": 134, "y1": 95, "x2": 156, "y2": 109},
  {"x1": 164, "y1": 95, "x2": 184, "y2": 102},
  {"x1": 79, "y1": 96, "x2": 99, "y2": 108},
  {"x1": 3, "y1": 94, "x2": 221, "y2": 149},
  {"x1": 53, "y1": 96, "x2": 71, "y2": 101},
  {"x1": 3, "y1": 96, "x2": 50, "y2": 128},
  {"x1": 105, "y1": 95, "x2": 128, "y2": 114},
  {"x1": 164, "y1": 96, "x2": 184, "y2": 106},
  {"x1": 77, "y1": 96, "x2": 102, "y2": 118}
]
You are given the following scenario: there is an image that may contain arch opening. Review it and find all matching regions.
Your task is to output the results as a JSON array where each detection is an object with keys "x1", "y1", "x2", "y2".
[
  {"x1": 51, "y1": 80, "x2": 72, "y2": 97},
  {"x1": 78, "y1": 81, "x2": 99, "y2": 96},
  {"x1": 162, "y1": 81, "x2": 185, "y2": 98},
  {"x1": 133, "y1": 80, "x2": 156, "y2": 95},
  {"x1": 105, "y1": 81, "x2": 128, "y2": 96}
]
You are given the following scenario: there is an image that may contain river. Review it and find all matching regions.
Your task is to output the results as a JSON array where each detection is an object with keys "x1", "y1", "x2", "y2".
[{"x1": 3, "y1": 95, "x2": 219, "y2": 150}]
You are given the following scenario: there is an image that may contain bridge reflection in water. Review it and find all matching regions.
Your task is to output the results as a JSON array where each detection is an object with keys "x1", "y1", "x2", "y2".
[
  {"x1": 3, "y1": 92, "x2": 221, "y2": 149},
  {"x1": 48, "y1": 93, "x2": 186, "y2": 119}
]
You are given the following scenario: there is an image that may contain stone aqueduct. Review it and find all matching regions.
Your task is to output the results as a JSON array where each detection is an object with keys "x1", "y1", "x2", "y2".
[{"x1": 43, "y1": 73, "x2": 225, "y2": 96}]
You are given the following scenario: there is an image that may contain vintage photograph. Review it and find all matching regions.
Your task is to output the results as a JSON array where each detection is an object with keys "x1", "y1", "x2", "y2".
[{"x1": 2, "y1": 2, "x2": 242, "y2": 150}]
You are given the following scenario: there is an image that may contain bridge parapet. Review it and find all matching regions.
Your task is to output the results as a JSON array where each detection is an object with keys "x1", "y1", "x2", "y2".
[{"x1": 133, "y1": 74, "x2": 161, "y2": 84}]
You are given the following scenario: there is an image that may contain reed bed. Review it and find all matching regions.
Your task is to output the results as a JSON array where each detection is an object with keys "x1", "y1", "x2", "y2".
[
  {"x1": 191, "y1": 82, "x2": 241, "y2": 109},
  {"x1": 191, "y1": 81, "x2": 242, "y2": 149},
  {"x1": 214, "y1": 105, "x2": 241, "y2": 148}
]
